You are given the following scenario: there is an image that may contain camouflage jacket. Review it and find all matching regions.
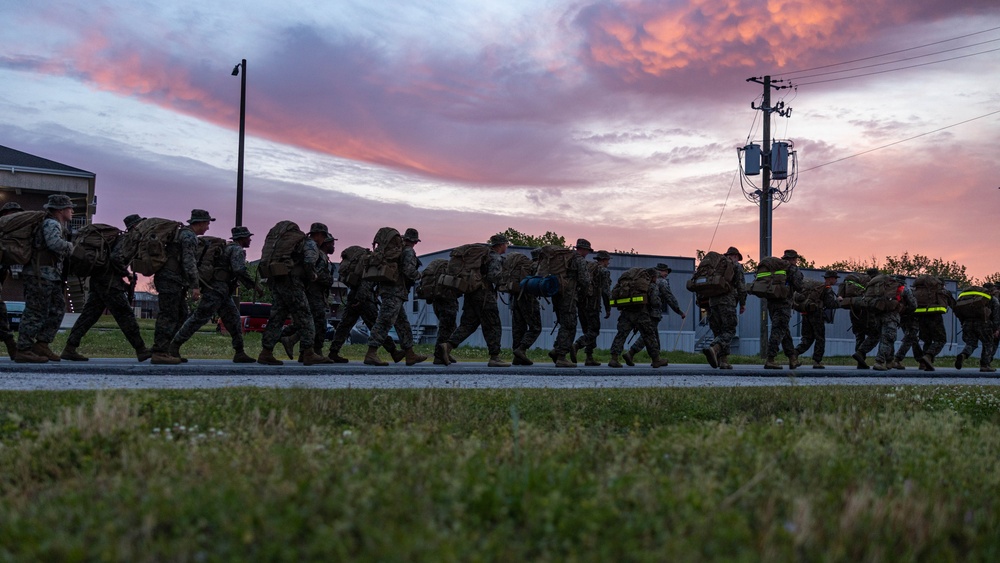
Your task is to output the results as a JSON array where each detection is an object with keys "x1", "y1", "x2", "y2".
[
  {"x1": 709, "y1": 260, "x2": 747, "y2": 308},
  {"x1": 24, "y1": 216, "x2": 73, "y2": 282},
  {"x1": 223, "y1": 242, "x2": 256, "y2": 291},
  {"x1": 653, "y1": 276, "x2": 683, "y2": 317},
  {"x1": 570, "y1": 254, "x2": 592, "y2": 297}
]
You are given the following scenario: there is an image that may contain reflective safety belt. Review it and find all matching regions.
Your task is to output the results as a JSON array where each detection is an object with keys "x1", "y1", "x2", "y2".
[
  {"x1": 959, "y1": 291, "x2": 992, "y2": 300},
  {"x1": 755, "y1": 270, "x2": 786, "y2": 278},
  {"x1": 914, "y1": 306, "x2": 947, "y2": 314},
  {"x1": 610, "y1": 296, "x2": 646, "y2": 307}
]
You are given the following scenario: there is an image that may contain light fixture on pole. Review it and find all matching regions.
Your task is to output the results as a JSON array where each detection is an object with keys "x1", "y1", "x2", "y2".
[{"x1": 231, "y1": 59, "x2": 246, "y2": 227}]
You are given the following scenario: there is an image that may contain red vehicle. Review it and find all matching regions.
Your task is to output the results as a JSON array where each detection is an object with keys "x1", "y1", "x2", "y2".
[{"x1": 218, "y1": 302, "x2": 290, "y2": 334}]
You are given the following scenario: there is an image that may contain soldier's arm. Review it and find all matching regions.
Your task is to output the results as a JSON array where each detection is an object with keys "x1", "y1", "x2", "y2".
[
  {"x1": 229, "y1": 245, "x2": 257, "y2": 290},
  {"x1": 180, "y1": 230, "x2": 199, "y2": 287},
  {"x1": 823, "y1": 287, "x2": 839, "y2": 309},
  {"x1": 662, "y1": 280, "x2": 683, "y2": 315},
  {"x1": 42, "y1": 219, "x2": 73, "y2": 257},
  {"x1": 483, "y1": 252, "x2": 502, "y2": 286},
  {"x1": 402, "y1": 249, "x2": 421, "y2": 284},
  {"x1": 734, "y1": 264, "x2": 748, "y2": 308},
  {"x1": 576, "y1": 256, "x2": 591, "y2": 292},
  {"x1": 601, "y1": 270, "x2": 612, "y2": 316}
]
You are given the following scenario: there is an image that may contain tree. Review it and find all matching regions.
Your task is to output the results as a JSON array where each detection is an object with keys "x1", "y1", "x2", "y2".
[
  {"x1": 496, "y1": 228, "x2": 566, "y2": 248},
  {"x1": 696, "y1": 249, "x2": 756, "y2": 272},
  {"x1": 818, "y1": 252, "x2": 975, "y2": 286}
]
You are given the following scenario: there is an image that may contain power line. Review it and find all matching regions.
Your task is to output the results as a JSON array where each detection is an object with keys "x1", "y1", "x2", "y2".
[
  {"x1": 776, "y1": 25, "x2": 1000, "y2": 76},
  {"x1": 795, "y1": 47, "x2": 1000, "y2": 86},
  {"x1": 799, "y1": 109, "x2": 1000, "y2": 174}
]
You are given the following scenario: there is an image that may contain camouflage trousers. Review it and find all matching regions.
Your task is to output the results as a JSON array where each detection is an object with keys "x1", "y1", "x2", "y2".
[
  {"x1": 0, "y1": 301, "x2": 13, "y2": 341},
  {"x1": 551, "y1": 293, "x2": 579, "y2": 356},
  {"x1": 261, "y1": 276, "x2": 314, "y2": 351},
  {"x1": 369, "y1": 292, "x2": 415, "y2": 350},
  {"x1": 173, "y1": 283, "x2": 243, "y2": 350},
  {"x1": 329, "y1": 297, "x2": 398, "y2": 354},
  {"x1": 152, "y1": 276, "x2": 189, "y2": 354},
  {"x1": 67, "y1": 277, "x2": 145, "y2": 351},
  {"x1": 510, "y1": 293, "x2": 541, "y2": 351},
  {"x1": 765, "y1": 302, "x2": 796, "y2": 358},
  {"x1": 959, "y1": 320, "x2": 997, "y2": 367},
  {"x1": 794, "y1": 311, "x2": 827, "y2": 362},
  {"x1": 279, "y1": 286, "x2": 329, "y2": 353},
  {"x1": 894, "y1": 314, "x2": 922, "y2": 362},
  {"x1": 449, "y1": 289, "x2": 502, "y2": 356},
  {"x1": 858, "y1": 312, "x2": 899, "y2": 364},
  {"x1": 610, "y1": 308, "x2": 659, "y2": 358},
  {"x1": 433, "y1": 295, "x2": 460, "y2": 346},
  {"x1": 917, "y1": 314, "x2": 947, "y2": 359},
  {"x1": 576, "y1": 305, "x2": 603, "y2": 354},
  {"x1": 848, "y1": 307, "x2": 870, "y2": 351},
  {"x1": 17, "y1": 278, "x2": 66, "y2": 350},
  {"x1": 707, "y1": 301, "x2": 739, "y2": 356}
]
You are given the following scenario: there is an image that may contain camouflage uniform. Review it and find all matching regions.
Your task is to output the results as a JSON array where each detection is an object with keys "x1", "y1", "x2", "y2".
[
  {"x1": 261, "y1": 239, "x2": 318, "y2": 351},
  {"x1": 432, "y1": 289, "x2": 461, "y2": 345},
  {"x1": 369, "y1": 245, "x2": 420, "y2": 351},
  {"x1": 610, "y1": 273, "x2": 661, "y2": 360},
  {"x1": 894, "y1": 310, "x2": 922, "y2": 364},
  {"x1": 765, "y1": 261, "x2": 804, "y2": 360},
  {"x1": 328, "y1": 280, "x2": 398, "y2": 355},
  {"x1": 18, "y1": 216, "x2": 73, "y2": 352},
  {"x1": 0, "y1": 266, "x2": 15, "y2": 342},
  {"x1": 150, "y1": 226, "x2": 199, "y2": 354},
  {"x1": 628, "y1": 273, "x2": 683, "y2": 358},
  {"x1": 793, "y1": 284, "x2": 839, "y2": 362},
  {"x1": 916, "y1": 314, "x2": 948, "y2": 361},
  {"x1": 707, "y1": 261, "x2": 747, "y2": 357},
  {"x1": 280, "y1": 238, "x2": 332, "y2": 353},
  {"x1": 448, "y1": 248, "x2": 504, "y2": 356},
  {"x1": 858, "y1": 284, "x2": 917, "y2": 366},
  {"x1": 575, "y1": 261, "x2": 611, "y2": 354},
  {"x1": 957, "y1": 296, "x2": 1000, "y2": 369},
  {"x1": 173, "y1": 241, "x2": 257, "y2": 350},
  {"x1": 511, "y1": 290, "x2": 542, "y2": 352},
  {"x1": 551, "y1": 253, "x2": 591, "y2": 357}
]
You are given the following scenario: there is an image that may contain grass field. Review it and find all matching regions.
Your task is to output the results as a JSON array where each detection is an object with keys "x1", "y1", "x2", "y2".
[{"x1": 1, "y1": 386, "x2": 999, "y2": 560}]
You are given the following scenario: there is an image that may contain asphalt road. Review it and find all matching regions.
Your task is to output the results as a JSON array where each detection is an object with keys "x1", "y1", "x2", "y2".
[{"x1": 1, "y1": 359, "x2": 998, "y2": 390}]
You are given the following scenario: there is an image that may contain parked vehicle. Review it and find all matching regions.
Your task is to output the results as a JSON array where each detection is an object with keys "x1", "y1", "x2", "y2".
[
  {"x1": 6, "y1": 301, "x2": 25, "y2": 332},
  {"x1": 218, "y1": 302, "x2": 290, "y2": 335}
]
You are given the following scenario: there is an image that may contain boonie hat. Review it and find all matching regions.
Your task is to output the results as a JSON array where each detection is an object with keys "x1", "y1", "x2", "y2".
[
  {"x1": 655, "y1": 263, "x2": 671, "y2": 273},
  {"x1": 309, "y1": 222, "x2": 329, "y2": 235},
  {"x1": 488, "y1": 234, "x2": 509, "y2": 246},
  {"x1": 403, "y1": 228, "x2": 420, "y2": 242},
  {"x1": 0, "y1": 202, "x2": 23, "y2": 214},
  {"x1": 575, "y1": 238, "x2": 593, "y2": 252},
  {"x1": 43, "y1": 194, "x2": 74, "y2": 210},
  {"x1": 123, "y1": 214, "x2": 145, "y2": 230},
  {"x1": 231, "y1": 226, "x2": 254, "y2": 240},
  {"x1": 724, "y1": 246, "x2": 743, "y2": 260},
  {"x1": 823, "y1": 270, "x2": 840, "y2": 279},
  {"x1": 781, "y1": 249, "x2": 799, "y2": 260},
  {"x1": 188, "y1": 209, "x2": 216, "y2": 224},
  {"x1": 594, "y1": 250, "x2": 611, "y2": 261}
]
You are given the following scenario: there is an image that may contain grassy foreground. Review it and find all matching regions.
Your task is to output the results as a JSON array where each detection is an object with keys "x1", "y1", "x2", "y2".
[{"x1": 1, "y1": 387, "x2": 999, "y2": 561}]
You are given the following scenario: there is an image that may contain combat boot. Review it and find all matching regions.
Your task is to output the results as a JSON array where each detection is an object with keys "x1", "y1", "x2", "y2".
[
  {"x1": 390, "y1": 348, "x2": 406, "y2": 364},
  {"x1": 256, "y1": 347, "x2": 283, "y2": 366},
  {"x1": 439, "y1": 343, "x2": 453, "y2": 366},
  {"x1": 622, "y1": 350, "x2": 636, "y2": 367},
  {"x1": 891, "y1": 358, "x2": 905, "y2": 370},
  {"x1": 547, "y1": 350, "x2": 559, "y2": 365},
  {"x1": 167, "y1": 341, "x2": 183, "y2": 362},
  {"x1": 301, "y1": 347, "x2": 328, "y2": 366},
  {"x1": 280, "y1": 335, "x2": 297, "y2": 359},
  {"x1": 328, "y1": 347, "x2": 350, "y2": 363},
  {"x1": 763, "y1": 357, "x2": 781, "y2": 369},
  {"x1": 151, "y1": 352, "x2": 182, "y2": 365},
  {"x1": 872, "y1": 360, "x2": 889, "y2": 372},
  {"x1": 718, "y1": 355, "x2": 733, "y2": 370},
  {"x1": 433, "y1": 344, "x2": 448, "y2": 365},
  {"x1": 650, "y1": 357, "x2": 669, "y2": 368},
  {"x1": 233, "y1": 349, "x2": 255, "y2": 363},
  {"x1": 584, "y1": 352, "x2": 601, "y2": 367},
  {"x1": 448, "y1": 353, "x2": 458, "y2": 364},
  {"x1": 14, "y1": 348, "x2": 47, "y2": 363},
  {"x1": 852, "y1": 352, "x2": 869, "y2": 369},
  {"x1": 788, "y1": 353, "x2": 801, "y2": 370},
  {"x1": 608, "y1": 354, "x2": 623, "y2": 368},
  {"x1": 920, "y1": 354, "x2": 935, "y2": 372},
  {"x1": 405, "y1": 348, "x2": 428, "y2": 366},
  {"x1": 703, "y1": 344, "x2": 720, "y2": 369},
  {"x1": 512, "y1": 347, "x2": 532, "y2": 366},
  {"x1": 569, "y1": 343, "x2": 579, "y2": 364},
  {"x1": 135, "y1": 347, "x2": 153, "y2": 362},
  {"x1": 488, "y1": 355, "x2": 511, "y2": 367},
  {"x1": 812, "y1": 360, "x2": 825, "y2": 369},
  {"x1": 60, "y1": 344, "x2": 89, "y2": 362},
  {"x1": 955, "y1": 353, "x2": 966, "y2": 370},
  {"x1": 3, "y1": 336, "x2": 17, "y2": 360},
  {"x1": 34, "y1": 342, "x2": 60, "y2": 362},
  {"x1": 980, "y1": 365, "x2": 996, "y2": 373},
  {"x1": 364, "y1": 346, "x2": 388, "y2": 366},
  {"x1": 554, "y1": 353, "x2": 576, "y2": 368}
]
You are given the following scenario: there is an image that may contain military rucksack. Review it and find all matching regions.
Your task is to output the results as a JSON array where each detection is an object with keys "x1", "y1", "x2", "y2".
[
  {"x1": 119, "y1": 217, "x2": 185, "y2": 276},
  {"x1": 196, "y1": 236, "x2": 229, "y2": 285},
  {"x1": 837, "y1": 273, "x2": 871, "y2": 308},
  {"x1": 440, "y1": 243, "x2": 491, "y2": 294},
  {"x1": 338, "y1": 245, "x2": 370, "y2": 289},
  {"x1": 686, "y1": 251, "x2": 734, "y2": 297},
  {"x1": 0, "y1": 211, "x2": 47, "y2": 266},
  {"x1": 362, "y1": 227, "x2": 403, "y2": 284},
  {"x1": 748, "y1": 256, "x2": 791, "y2": 300},
  {"x1": 953, "y1": 287, "x2": 992, "y2": 322},
  {"x1": 258, "y1": 221, "x2": 306, "y2": 278},
  {"x1": 497, "y1": 252, "x2": 534, "y2": 295},
  {"x1": 535, "y1": 245, "x2": 577, "y2": 296},
  {"x1": 912, "y1": 274, "x2": 951, "y2": 314},
  {"x1": 68, "y1": 223, "x2": 121, "y2": 277},
  {"x1": 862, "y1": 274, "x2": 904, "y2": 313},
  {"x1": 610, "y1": 267, "x2": 654, "y2": 309},
  {"x1": 792, "y1": 279, "x2": 827, "y2": 313},
  {"x1": 415, "y1": 258, "x2": 450, "y2": 300}
]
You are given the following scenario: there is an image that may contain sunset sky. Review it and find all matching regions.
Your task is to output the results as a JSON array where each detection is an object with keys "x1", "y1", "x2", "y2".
[{"x1": 2, "y1": 1, "x2": 998, "y2": 277}]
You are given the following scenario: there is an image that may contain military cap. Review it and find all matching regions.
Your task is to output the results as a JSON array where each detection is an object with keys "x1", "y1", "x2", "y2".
[
  {"x1": 43, "y1": 194, "x2": 74, "y2": 210},
  {"x1": 823, "y1": 270, "x2": 840, "y2": 279},
  {"x1": 594, "y1": 250, "x2": 611, "y2": 261},
  {"x1": 231, "y1": 226, "x2": 254, "y2": 240},
  {"x1": 865, "y1": 267, "x2": 881, "y2": 276},
  {"x1": 308, "y1": 222, "x2": 329, "y2": 235},
  {"x1": 488, "y1": 234, "x2": 509, "y2": 246},
  {"x1": 402, "y1": 227, "x2": 420, "y2": 242},
  {"x1": 0, "y1": 202, "x2": 23, "y2": 215},
  {"x1": 724, "y1": 246, "x2": 743, "y2": 260},
  {"x1": 655, "y1": 262, "x2": 671, "y2": 273},
  {"x1": 781, "y1": 249, "x2": 799, "y2": 261},
  {"x1": 123, "y1": 214, "x2": 145, "y2": 230},
  {"x1": 188, "y1": 209, "x2": 215, "y2": 224},
  {"x1": 575, "y1": 238, "x2": 593, "y2": 251}
]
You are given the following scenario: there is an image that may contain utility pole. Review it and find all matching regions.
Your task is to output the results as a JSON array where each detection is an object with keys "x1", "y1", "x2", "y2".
[{"x1": 232, "y1": 59, "x2": 247, "y2": 227}]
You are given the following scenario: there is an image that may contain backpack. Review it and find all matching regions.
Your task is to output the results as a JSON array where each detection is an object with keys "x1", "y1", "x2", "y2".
[
  {"x1": 415, "y1": 258, "x2": 449, "y2": 300},
  {"x1": 686, "y1": 251, "x2": 734, "y2": 297},
  {"x1": 497, "y1": 253, "x2": 534, "y2": 295},
  {"x1": 792, "y1": 279, "x2": 827, "y2": 313},
  {"x1": 258, "y1": 221, "x2": 306, "y2": 278},
  {"x1": 837, "y1": 273, "x2": 870, "y2": 309},
  {"x1": 0, "y1": 211, "x2": 47, "y2": 266},
  {"x1": 440, "y1": 243, "x2": 491, "y2": 294},
  {"x1": 68, "y1": 223, "x2": 121, "y2": 277},
  {"x1": 362, "y1": 227, "x2": 403, "y2": 284},
  {"x1": 748, "y1": 257, "x2": 791, "y2": 299},
  {"x1": 196, "y1": 236, "x2": 229, "y2": 285},
  {"x1": 912, "y1": 274, "x2": 952, "y2": 314},
  {"x1": 610, "y1": 267, "x2": 654, "y2": 309},
  {"x1": 953, "y1": 287, "x2": 993, "y2": 322},
  {"x1": 120, "y1": 218, "x2": 184, "y2": 276},
  {"x1": 862, "y1": 274, "x2": 903, "y2": 313},
  {"x1": 338, "y1": 245, "x2": 370, "y2": 289},
  {"x1": 535, "y1": 245, "x2": 577, "y2": 296}
]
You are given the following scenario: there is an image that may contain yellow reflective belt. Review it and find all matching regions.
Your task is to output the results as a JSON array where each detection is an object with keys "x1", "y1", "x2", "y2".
[
  {"x1": 959, "y1": 291, "x2": 992, "y2": 300},
  {"x1": 914, "y1": 307, "x2": 947, "y2": 314},
  {"x1": 756, "y1": 270, "x2": 786, "y2": 279}
]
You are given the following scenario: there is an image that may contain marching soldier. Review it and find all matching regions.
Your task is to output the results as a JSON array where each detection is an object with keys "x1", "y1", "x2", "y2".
[
  {"x1": 442, "y1": 234, "x2": 509, "y2": 367},
  {"x1": 573, "y1": 250, "x2": 612, "y2": 366},
  {"x1": 609, "y1": 268, "x2": 669, "y2": 369},
  {"x1": 549, "y1": 238, "x2": 592, "y2": 368},
  {"x1": 764, "y1": 249, "x2": 804, "y2": 369},
  {"x1": 510, "y1": 248, "x2": 542, "y2": 366},
  {"x1": 365, "y1": 228, "x2": 428, "y2": 366},
  {"x1": 623, "y1": 262, "x2": 685, "y2": 366},
  {"x1": 703, "y1": 247, "x2": 747, "y2": 370},
  {"x1": 792, "y1": 270, "x2": 840, "y2": 369}
]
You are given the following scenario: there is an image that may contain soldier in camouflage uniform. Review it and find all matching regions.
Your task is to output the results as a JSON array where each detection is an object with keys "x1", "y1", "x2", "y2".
[
  {"x1": 703, "y1": 247, "x2": 747, "y2": 370},
  {"x1": 608, "y1": 268, "x2": 669, "y2": 369},
  {"x1": 954, "y1": 287, "x2": 1000, "y2": 373},
  {"x1": 572, "y1": 250, "x2": 612, "y2": 366},
  {"x1": 623, "y1": 262, "x2": 685, "y2": 366},
  {"x1": 848, "y1": 268, "x2": 882, "y2": 369},
  {"x1": 892, "y1": 279, "x2": 922, "y2": 370},
  {"x1": 510, "y1": 248, "x2": 542, "y2": 366},
  {"x1": 792, "y1": 270, "x2": 841, "y2": 369},
  {"x1": 0, "y1": 202, "x2": 23, "y2": 359},
  {"x1": 914, "y1": 278, "x2": 953, "y2": 372},
  {"x1": 257, "y1": 220, "x2": 324, "y2": 366},
  {"x1": 14, "y1": 195, "x2": 75, "y2": 363},
  {"x1": 169, "y1": 226, "x2": 264, "y2": 363},
  {"x1": 279, "y1": 223, "x2": 337, "y2": 364},
  {"x1": 365, "y1": 228, "x2": 428, "y2": 366},
  {"x1": 327, "y1": 250, "x2": 402, "y2": 363},
  {"x1": 855, "y1": 275, "x2": 917, "y2": 371},
  {"x1": 442, "y1": 234, "x2": 509, "y2": 367},
  {"x1": 764, "y1": 249, "x2": 805, "y2": 369},
  {"x1": 61, "y1": 214, "x2": 153, "y2": 362},
  {"x1": 549, "y1": 238, "x2": 592, "y2": 368}
]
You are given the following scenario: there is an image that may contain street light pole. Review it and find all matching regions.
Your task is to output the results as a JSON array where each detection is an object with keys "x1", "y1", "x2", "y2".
[{"x1": 232, "y1": 59, "x2": 246, "y2": 227}]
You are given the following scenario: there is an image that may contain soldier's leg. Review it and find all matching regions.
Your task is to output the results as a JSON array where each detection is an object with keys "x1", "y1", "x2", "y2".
[
  {"x1": 918, "y1": 316, "x2": 946, "y2": 360},
  {"x1": 38, "y1": 282, "x2": 67, "y2": 344},
  {"x1": 17, "y1": 280, "x2": 49, "y2": 351},
  {"x1": 635, "y1": 312, "x2": 663, "y2": 360},
  {"x1": 260, "y1": 281, "x2": 292, "y2": 351},
  {"x1": 958, "y1": 321, "x2": 979, "y2": 359},
  {"x1": 479, "y1": 296, "x2": 503, "y2": 357},
  {"x1": 979, "y1": 326, "x2": 996, "y2": 367},
  {"x1": 369, "y1": 293, "x2": 403, "y2": 349},
  {"x1": 766, "y1": 302, "x2": 789, "y2": 358},
  {"x1": 448, "y1": 291, "x2": 485, "y2": 348},
  {"x1": 795, "y1": 314, "x2": 817, "y2": 358},
  {"x1": 579, "y1": 309, "x2": 601, "y2": 353},
  {"x1": 329, "y1": 304, "x2": 362, "y2": 353},
  {"x1": 875, "y1": 315, "x2": 899, "y2": 364},
  {"x1": 217, "y1": 293, "x2": 244, "y2": 351},
  {"x1": 510, "y1": 300, "x2": 526, "y2": 351},
  {"x1": 393, "y1": 307, "x2": 415, "y2": 350},
  {"x1": 522, "y1": 299, "x2": 542, "y2": 350},
  {"x1": 609, "y1": 315, "x2": 633, "y2": 357},
  {"x1": 66, "y1": 287, "x2": 110, "y2": 348},
  {"x1": 553, "y1": 301, "x2": 578, "y2": 356},
  {"x1": 103, "y1": 288, "x2": 147, "y2": 351},
  {"x1": 812, "y1": 316, "x2": 827, "y2": 362},
  {"x1": 173, "y1": 290, "x2": 225, "y2": 346},
  {"x1": 433, "y1": 299, "x2": 458, "y2": 346},
  {"x1": 710, "y1": 305, "x2": 738, "y2": 356},
  {"x1": 287, "y1": 284, "x2": 315, "y2": 347},
  {"x1": 307, "y1": 291, "x2": 328, "y2": 352}
]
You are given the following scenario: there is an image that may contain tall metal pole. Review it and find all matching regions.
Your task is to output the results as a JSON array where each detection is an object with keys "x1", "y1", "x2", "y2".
[
  {"x1": 235, "y1": 59, "x2": 246, "y2": 227},
  {"x1": 759, "y1": 75, "x2": 772, "y2": 356}
]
